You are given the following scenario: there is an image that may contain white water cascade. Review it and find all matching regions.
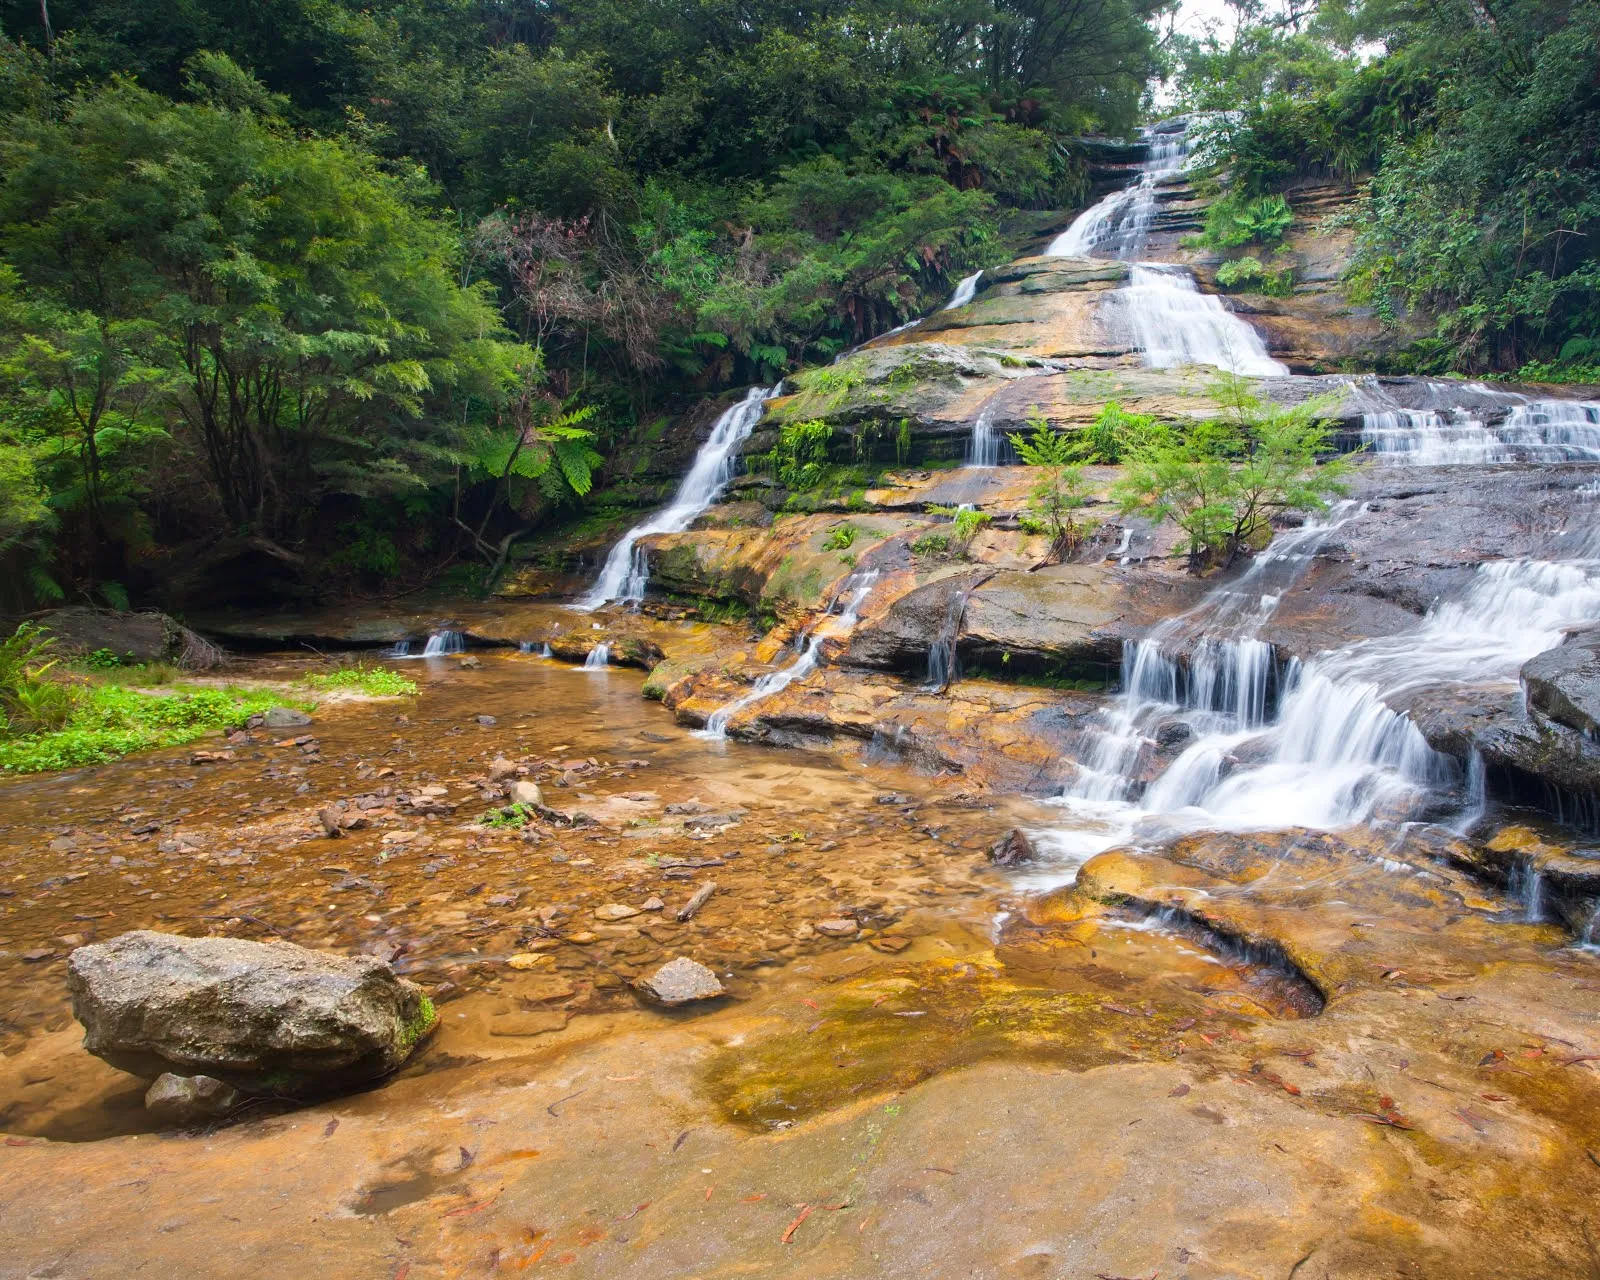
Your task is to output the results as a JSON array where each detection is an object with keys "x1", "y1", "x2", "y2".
[
  {"x1": 575, "y1": 385, "x2": 777, "y2": 610},
  {"x1": 583, "y1": 643, "x2": 611, "y2": 670},
  {"x1": 1027, "y1": 543, "x2": 1600, "y2": 885},
  {"x1": 968, "y1": 401, "x2": 1002, "y2": 468},
  {"x1": 698, "y1": 569, "x2": 881, "y2": 740},
  {"x1": 1107, "y1": 265, "x2": 1288, "y2": 377},
  {"x1": 943, "y1": 271, "x2": 983, "y2": 311},
  {"x1": 387, "y1": 630, "x2": 465, "y2": 659},
  {"x1": 1361, "y1": 400, "x2": 1600, "y2": 465},
  {"x1": 1047, "y1": 122, "x2": 1288, "y2": 378}
]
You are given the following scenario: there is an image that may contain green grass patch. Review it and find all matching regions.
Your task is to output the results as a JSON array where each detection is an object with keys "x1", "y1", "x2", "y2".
[
  {"x1": 299, "y1": 664, "x2": 419, "y2": 697},
  {"x1": 0, "y1": 682, "x2": 300, "y2": 773}
]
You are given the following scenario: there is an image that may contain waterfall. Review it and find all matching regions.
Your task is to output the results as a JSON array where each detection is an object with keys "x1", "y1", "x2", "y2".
[
  {"x1": 1037, "y1": 549, "x2": 1600, "y2": 881},
  {"x1": 575, "y1": 385, "x2": 777, "y2": 611},
  {"x1": 1047, "y1": 128, "x2": 1187, "y2": 259},
  {"x1": 1362, "y1": 401, "x2": 1600, "y2": 465},
  {"x1": 1105, "y1": 266, "x2": 1289, "y2": 378},
  {"x1": 943, "y1": 271, "x2": 983, "y2": 311},
  {"x1": 924, "y1": 573, "x2": 990, "y2": 693},
  {"x1": 387, "y1": 630, "x2": 464, "y2": 659},
  {"x1": 968, "y1": 401, "x2": 1003, "y2": 468},
  {"x1": 1047, "y1": 121, "x2": 1288, "y2": 379},
  {"x1": 583, "y1": 643, "x2": 611, "y2": 670},
  {"x1": 698, "y1": 569, "x2": 881, "y2": 740},
  {"x1": 518, "y1": 641, "x2": 554, "y2": 657}
]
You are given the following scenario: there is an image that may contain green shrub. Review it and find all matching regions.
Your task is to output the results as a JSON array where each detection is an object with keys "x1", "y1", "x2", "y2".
[
  {"x1": 821, "y1": 523, "x2": 858, "y2": 551},
  {"x1": 1008, "y1": 413, "x2": 1098, "y2": 562},
  {"x1": 756, "y1": 419, "x2": 834, "y2": 490},
  {"x1": 1215, "y1": 255, "x2": 1295, "y2": 297},
  {"x1": 1200, "y1": 192, "x2": 1294, "y2": 248},
  {"x1": 910, "y1": 531, "x2": 950, "y2": 557},
  {"x1": 84, "y1": 648, "x2": 125, "y2": 670},
  {"x1": 1078, "y1": 401, "x2": 1161, "y2": 464}
]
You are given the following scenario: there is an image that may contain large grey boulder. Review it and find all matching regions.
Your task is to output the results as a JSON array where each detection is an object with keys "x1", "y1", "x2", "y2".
[{"x1": 68, "y1": 931, "x2": 436, "y2": 1098}]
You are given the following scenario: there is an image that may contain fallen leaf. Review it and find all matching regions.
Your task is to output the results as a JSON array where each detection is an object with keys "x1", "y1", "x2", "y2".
[
  {"x1": 782, "y1": 1204, "x2": 814, "y2": 1244},
  {"x1": 443, "y1": 1192, "x2": 500, "y2": 1218},
  {"x1": 1169, "y1": 1084, "x2": 1191, "y2": 1098}
]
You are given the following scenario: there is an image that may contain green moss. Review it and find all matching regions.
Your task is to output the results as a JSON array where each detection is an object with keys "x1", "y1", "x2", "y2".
[{"x1": 398, "y1": 993, "x2": 438, "y2": 1054}]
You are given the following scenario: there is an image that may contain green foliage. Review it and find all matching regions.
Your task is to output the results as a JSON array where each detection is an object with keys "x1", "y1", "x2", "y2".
[
  {"x1": 1114, "y1": 374, "x2": 1349, "y2": 574},
  {"x1": 927, "y1": 505, "x2": 993, "y2": 556},
  {"x1": 1199, "y1": 192, "x2": 1295, "y2": 248},
  {"x1": 821, "y1": 523, "x2": 858, "y2": 551},
  {"x1": 0, "y1": 678, "x2": 295, "y2": 774},
  {"x1": 299, "y1": 665, "x2": 419, "y2": 698},
  {"x1": 1078, "y1": 400, "x2": 1159, "y2": 464},
  {"x1": 1008, "y1": 412, "x2": 1096, "y2": 562},
  {"x1": 0, "y1": 621, "x2": 65, "y2": 735},
  {"x1": 759, "y1": 419, "x2": 834, "y2": 490},
  {"x1": 1215, "y1": 256, "x2": 1296, "y2": 297},
  {"x1": 1179, "y1": 1, "x2": 1600, "y2": 371},
  {"x1": 0, "y1": 0, "x2": 1175, "y2": 603},
  {"x1": 481, "y1": 803, "x2": 537, "y2": 830},
  {"x1": 83, "y1": 648, "x2": 124, "y2": 670},
  {"x1": 910, "y1": 531, "x2": 950, "y2": 557}
]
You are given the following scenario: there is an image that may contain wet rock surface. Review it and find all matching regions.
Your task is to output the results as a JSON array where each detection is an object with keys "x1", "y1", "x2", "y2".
[
  {"x1": 143, "y1": 1072, "x2": 241, "y2": 1125},
  {"x1": 634, "y1": 956, "x2": 725, "y2": 1007},
  {"x1": 1524, "y1": 627, "x2": 1600, "y2": 737},
  {"x1": 68, "y1": 930, "x2": 435, "y2": 1096}
]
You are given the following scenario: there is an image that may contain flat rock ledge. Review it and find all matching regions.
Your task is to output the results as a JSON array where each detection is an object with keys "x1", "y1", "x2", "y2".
[{"x1": 67, "y1": 930, "x2": 437, "y2": 1099}]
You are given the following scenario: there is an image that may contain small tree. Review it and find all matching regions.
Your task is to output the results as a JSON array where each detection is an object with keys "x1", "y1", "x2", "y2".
[
  {"x1": 1114, "y1": 374, "x2": 1347, "y2": 574},
  {"x1": 1008, "y1": 411, "x2": 1096, "y2": 563}
]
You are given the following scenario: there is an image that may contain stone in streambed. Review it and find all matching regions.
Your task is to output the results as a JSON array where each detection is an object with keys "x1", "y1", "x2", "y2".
[
  {"x1": 635, "y1": 957, "x2": 725, "y2": 1008},
  {"x1": 144, "y1": 1072, "x2": 241, "y2": 1125},
  {"x1": 67, "y1": 931, "x2": 437, "y2": 1098},
  {"x1": 510, "y1": 780, "x2": 544, "y2": 807},
  {"x1": 594, "y1": 903, "x2": 642, "y2": 921},
  {"x1": 989, "y1": 828, "x2": 1037, "y2": 867},
  {"x1": 262, "y1": 706, "x2": 312, "y2": 728}
]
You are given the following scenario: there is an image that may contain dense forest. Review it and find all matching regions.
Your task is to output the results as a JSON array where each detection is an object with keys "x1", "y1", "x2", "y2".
[{"x1": 0, "y1": 0, "x2": 1594, "y2": 612}]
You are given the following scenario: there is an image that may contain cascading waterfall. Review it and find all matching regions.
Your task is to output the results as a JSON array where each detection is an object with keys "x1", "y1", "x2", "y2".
[
  {"x1": 518, "y1": 641, "x2": 554, "y2": 657},
  {"x1": 1046, "y1": 121, "x2": 1288, "y2": 379},
  {"x1": 943, "y1": 271, "x2": 983, "y2": 311},
  {"x1": 1361, "y1": 400, "x2": 1600, "y2": 465},
  {"x1": 387, "y1": 630, "x2": 464, "y2": 659},
  {"x1": 968, "y1": 401, "x2": 1003, "y2": 468},
  {"x1": 583, "y1": 643, "x2": 611, "y2": 670},
  {"x1": 1047, "y1": 127, "x2": 1186, "y2": 259},
  {"x1": 1030, "y1": 543, "x2": 1600, "y2": 885},
  {"x1": 575, "y1": 385, "x2": 777, "y2": 611},
  {"x1": 1105, "y1": 266, "x2": 1289, "y2": 378},
  {"x1": 923, "y1": 573, "x2": 991, "y2": 692},
  {"x1": 698, "y1": 569, "x2": 881, "y2": 740}
]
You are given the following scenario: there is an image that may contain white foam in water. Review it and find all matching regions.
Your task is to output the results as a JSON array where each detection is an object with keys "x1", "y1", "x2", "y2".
[
  {"x1": 575, "y1": 385, "x2": 777, "y2": 610},
  {"x1": 583, "y1": 643, "x2": 611, "y2": 670},
  {"x1": 698, "y1": 569, "x2": 880, "y2": 740},
  {"x1": 943, "y1": 271, "x2": 983, "y2": 311}
]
